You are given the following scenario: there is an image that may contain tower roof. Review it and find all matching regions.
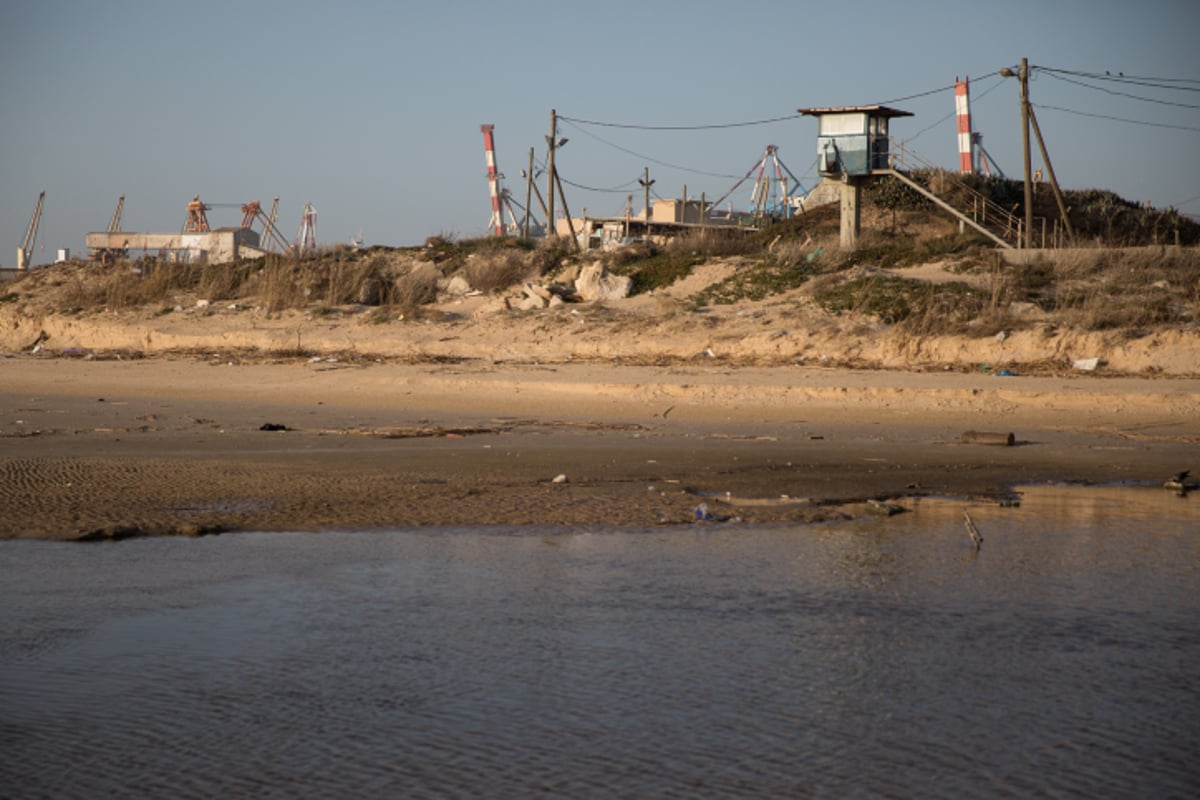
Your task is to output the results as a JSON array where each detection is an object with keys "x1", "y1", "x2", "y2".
[{"x1": 797, "y1": 105, "x2": 913, "y2": 118}]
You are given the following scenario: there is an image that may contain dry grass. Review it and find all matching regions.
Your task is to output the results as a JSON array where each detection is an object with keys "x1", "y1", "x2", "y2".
[
  {"x1": 1006, "y1": 247, "x2": 1200, "y2": 329},
  {"x1": 464, "y1": 250, "x2": 531, "y2": 293}
]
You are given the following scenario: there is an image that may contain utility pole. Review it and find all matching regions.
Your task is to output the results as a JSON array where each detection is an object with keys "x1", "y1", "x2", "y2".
[
  {"x1": 1019, "y1": 58, "x2": 1033, "y2": 248},
  {"x1": 1001, "y1": 59, "x2": 1034, "y2": 248},
  {"x1": 546, "y1": 108, "x2": 557, "y2": 237},
  {"x1": 524, "y1": 147, "x2": 535, "y2": 239},
  {"x1": 1028, "y1": 106, "x2": 1076, "y2": 242},
  {"x1": 1003, "y1": 57, "x2": 1073, "y2": 247},
  {"x1": 552, "y1": 165, "x2": 579, "y2": 250},
  {"x1": 639, "y1": 166, "x2": 654, "y2": 222}
]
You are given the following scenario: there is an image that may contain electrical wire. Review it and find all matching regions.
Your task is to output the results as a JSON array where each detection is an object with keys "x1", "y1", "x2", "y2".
[
  {"x1": 558, "y1": 175, "x2": 642, "y2": 194},
  {"x1": 557, "y1": 118, "x2": 743, "y2": 179},
  {"x1": 557, "y1": 113, "x2": 799, "y2": 130},
  {"x1": 1039, "y1": 70, "x2": 1200, "y2": 110},
  {"x1": 905, "y1": 74, "x2": 1007, "y2": 143},
  {"x1": 1034, "y1": 103, "x2": 1200, "y2": 133},
  {"x1": 867, "y1": 82, "x2": 959, "y2": 106},
  {"x1": 1034, "y1": 66, "x2": 1200, "y2": 92}
]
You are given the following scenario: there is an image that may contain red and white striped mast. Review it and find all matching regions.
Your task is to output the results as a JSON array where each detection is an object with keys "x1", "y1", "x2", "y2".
[
  {"x1": 480, "y1": 124, "x2": 505, "y2": 236},
  {"x1": 955, "y1": 76, "x2": 974, "y2": 174}
]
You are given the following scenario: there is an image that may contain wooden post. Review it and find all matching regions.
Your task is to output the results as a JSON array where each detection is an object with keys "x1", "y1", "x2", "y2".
[
  {"x1": 1020, "y1": 58, "x2": 1033, "y2": 249},
  {"x1": 552, "y1": 166, "x2": 579, "y2": 251},
  {"x1": 1028, "y1": 104, "x2": 1076, "y2": 243},
  {"x1": 642, "y1": 166, "x2": 652, "y2": 221},
  {"x1": 546, "y1": 109, "x2": 557, "y2": 238},
  {"x1": 523, "y1": 147, "x2": 534, "y2": 239},
  {"x1": 961, "y1": 430, "x2": 1015, "y2": 446}
]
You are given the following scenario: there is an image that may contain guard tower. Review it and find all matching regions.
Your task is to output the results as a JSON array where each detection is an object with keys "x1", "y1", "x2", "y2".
[{"x1": 798, "y1": 105, "x2": 912, "y2": 248}]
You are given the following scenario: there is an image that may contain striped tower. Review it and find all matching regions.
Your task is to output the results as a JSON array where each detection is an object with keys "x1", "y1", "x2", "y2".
[
  {"x1": 955, "y1": 77, "x2": 974, "y2": 174},
  {"x1": 480, "y1": 124, "x2": 504, "y2": 236}
]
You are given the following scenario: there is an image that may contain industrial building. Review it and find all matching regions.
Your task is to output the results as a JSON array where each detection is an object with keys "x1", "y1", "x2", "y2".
[
  {"x1": 83, "y1": 228, "x2": 266, "y2": 264},
  {"x1": 84, "y1": 196, "x2": 285, "y2": 264}
]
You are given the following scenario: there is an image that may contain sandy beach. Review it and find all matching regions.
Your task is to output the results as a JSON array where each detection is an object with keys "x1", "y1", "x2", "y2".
[{"x1": 3, "y1": 354, "x2": 1196, "y2": 540}]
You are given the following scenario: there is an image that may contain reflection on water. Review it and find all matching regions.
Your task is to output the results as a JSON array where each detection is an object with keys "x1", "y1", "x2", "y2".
[{"x1": 1, "y1": 486, "x2": 1197, "y2": 798}]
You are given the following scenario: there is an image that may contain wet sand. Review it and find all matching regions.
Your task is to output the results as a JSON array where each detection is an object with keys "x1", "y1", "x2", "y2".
[{"x1": 2, "y1": 356, "x2": 1197, "y2": 540}]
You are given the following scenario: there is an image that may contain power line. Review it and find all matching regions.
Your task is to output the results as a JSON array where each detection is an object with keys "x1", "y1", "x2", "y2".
[
  {"x1": 558, "y1": 175, "x2": 642, "y2": 194},
  {"x1": 1039, "y1": 70, "x2": 1200, "y2": 110},
  {"x1": 868, "y1": 82, "x2": 959, "y2": 106},
  {"x1": 1034, "y1": 103, "x2": 1200, "y2": 133},
  {"x1": 557, "y1": 118, "x2": 743, "y2": 179},
  {"x1": 1034, "y1": 66, "x2": 1200, "y2": 92},
  {"x1": 906, "y1": 74, "x2": 1007, "y2": 143},
  {"x1": 557, "y1": 113, "x2": 799, "y2": 131}
]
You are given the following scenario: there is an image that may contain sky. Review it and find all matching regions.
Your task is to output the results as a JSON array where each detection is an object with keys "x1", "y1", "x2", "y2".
[{"x1": 2, "y1": 0, "x2": 1198, "y2": 264}]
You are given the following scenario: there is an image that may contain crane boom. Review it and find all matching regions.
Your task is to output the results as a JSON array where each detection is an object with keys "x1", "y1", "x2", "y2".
[
  {"x1": 108, "y1": 195, "x2": 125, "y2": 233},
  {"x1": 239, "y1": 200, "x2": 291, "y2": 253},
  {"x1": 17, "y1": 190, "x2": 45, "y2": 270}
]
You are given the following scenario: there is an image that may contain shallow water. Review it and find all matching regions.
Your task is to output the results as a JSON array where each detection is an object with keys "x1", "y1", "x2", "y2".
[{"x1": 1, "y1": 485, "x2": 1197, "y2": 798}]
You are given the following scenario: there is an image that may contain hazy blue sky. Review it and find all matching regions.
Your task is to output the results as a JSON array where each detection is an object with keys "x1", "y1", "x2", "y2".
[{"x1": 3, "y1": 0, "x2": 1197, "y2": 263}]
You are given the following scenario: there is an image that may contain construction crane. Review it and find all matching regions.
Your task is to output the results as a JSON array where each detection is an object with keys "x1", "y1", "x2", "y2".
[
  {"x1": 90, "y1": 195, "x2": 129, "y2": 263},
  {"x1": 17, "y1": 190, "x2": 45, "y2": 270},
  {"x1": 182, "y1": 195, "x2": 211, "y2": 232},
  {"x1": 265, "y1": 197, "x2": 279, "y2": 238},
  {"x1": 108, "y1": 195, "x2": 125, "y2": 233},
  {"x1": 239, "y1": 200, "x2": 291, "y2": 253}
]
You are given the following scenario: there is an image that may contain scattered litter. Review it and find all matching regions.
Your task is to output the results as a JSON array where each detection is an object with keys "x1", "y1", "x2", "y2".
[
  {"x1": 694, "y1": 502, "x2": 714, "y2": 521},
  {"x1": 1073, "y1": 357, "x2": 1100, "y2": 372},
  {"x1": 994, "y1": 330, "x2": 1007, "y2": 343},
  {"x1": 259, "y1": 423, "x2": 291, "y2": 432},
  {"x1": 866, "y1": 499, "x2": 905, "y2": 517},
  {"x1": 309, "y1": 356, "x2": 322, "y2": 362},
  {"x1": 994, "y1": 369, "x2": 1015, "y2": 377},
  {"x1": 551, "y1": 474, "x2": 569, "y2": 484},
  {"x1": 1164, "y1": 470, "x2": 1190, "y2": 494},
  {"x1": 196, "y1": 299, "x2": 209, "y2": 309}
]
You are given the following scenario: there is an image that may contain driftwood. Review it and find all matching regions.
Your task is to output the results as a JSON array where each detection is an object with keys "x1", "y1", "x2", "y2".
[
  {"x1": 961, "y1": 430, "x2": 1015, "y2": 446},
  {"x1": 963, "y1": 511, "x2": 983, "y2": 550}
]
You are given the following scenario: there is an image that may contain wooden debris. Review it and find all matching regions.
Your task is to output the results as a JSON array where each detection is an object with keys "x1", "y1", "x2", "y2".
[
  {"x1": 963, "y1": 511, "x2": 983, "y2": 550},
  {"x1": 961, "y1": 430, "x2": 1015, "y2": 446}
]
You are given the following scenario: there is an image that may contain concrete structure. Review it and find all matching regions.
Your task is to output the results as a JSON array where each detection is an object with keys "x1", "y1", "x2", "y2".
[
  {"x1": 798, "y1": 105, "x2": 912, "y2": 249},
  {"x1": 555, "y1": 197, "x2": 756, "y2": 251},
  {"x1": 85, "y1": 227, "x2": 264, "y2": 264},
  {"x1": 649, "y1": 198, "x2": 708, "y2": 225}
]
